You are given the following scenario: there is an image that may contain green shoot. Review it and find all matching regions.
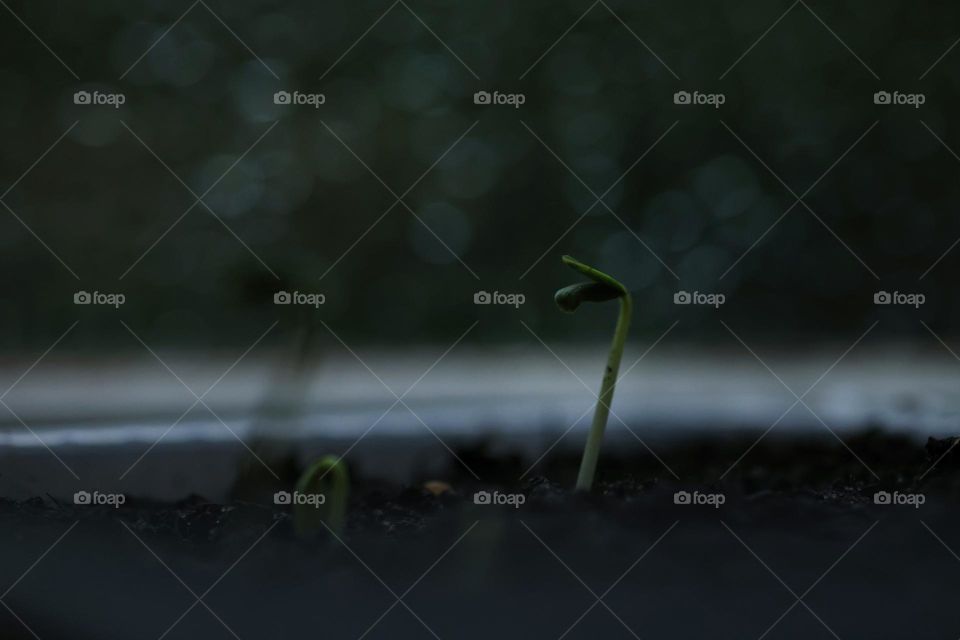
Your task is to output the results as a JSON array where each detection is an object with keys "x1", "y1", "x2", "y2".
[
  {"x1": 294, "y1": 455, "x2": 349, "y2": 537},
  {"x1": 555, "y1": 255, "x2": 632, "y2": 492}
]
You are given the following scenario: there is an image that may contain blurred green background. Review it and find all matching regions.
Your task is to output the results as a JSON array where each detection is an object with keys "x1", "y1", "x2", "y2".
[{"x1": 1, "y1": 0, "x2": 957, "y2": 351}]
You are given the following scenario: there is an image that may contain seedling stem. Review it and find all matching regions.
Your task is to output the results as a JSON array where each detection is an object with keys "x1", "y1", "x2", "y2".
[
  {"x1": 554, "y1": 255, "x2": 632, "y2": 492},
  {"x1": 294, "y1": 455, "x2": 349, "y2": 536}
]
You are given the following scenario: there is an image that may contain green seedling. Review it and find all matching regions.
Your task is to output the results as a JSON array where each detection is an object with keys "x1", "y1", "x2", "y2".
[
  {"x1": 555, "y1": 255, "x2": 632, "y2": 492},
  {"x1": 293, "y1": 455, "x2": 349, "y2": 537}
]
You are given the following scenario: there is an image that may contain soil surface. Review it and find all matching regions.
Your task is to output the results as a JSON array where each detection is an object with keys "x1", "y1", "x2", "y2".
[{"x1": 3, "y1": 432, "x2": 960, "y2": 639}]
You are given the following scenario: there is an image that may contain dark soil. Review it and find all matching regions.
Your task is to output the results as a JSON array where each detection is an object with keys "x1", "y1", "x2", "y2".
[{"x1": 3, "y1": 432, "x2": 960, "y2": 639}]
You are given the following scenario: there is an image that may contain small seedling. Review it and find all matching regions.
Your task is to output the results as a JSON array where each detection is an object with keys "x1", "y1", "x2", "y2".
[
  {"x1": 555, "y1": 255, "x2": 632, "y2": 492},
  {"x1": 293, "y1": 455, "x2": 349, "y2": 537}
]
